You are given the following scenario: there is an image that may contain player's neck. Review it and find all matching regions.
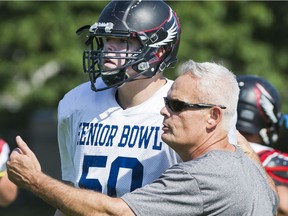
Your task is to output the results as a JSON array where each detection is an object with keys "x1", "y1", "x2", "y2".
[{"x1": 116, "y1": 76, "x2": 167, "y2": 109}]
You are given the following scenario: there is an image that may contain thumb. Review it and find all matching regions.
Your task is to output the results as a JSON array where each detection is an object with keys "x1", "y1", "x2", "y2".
[{"x1": 16, "y1": 136, "x2": 32, "y2": 155}]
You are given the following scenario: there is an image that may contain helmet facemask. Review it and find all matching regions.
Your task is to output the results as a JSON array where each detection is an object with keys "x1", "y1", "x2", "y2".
[
  {"x1": 77, "y1": 0, "x2": 181, "y2": 92},
  {"x1": 82, "y1": 28, "x2": 153, "y2": 91}
]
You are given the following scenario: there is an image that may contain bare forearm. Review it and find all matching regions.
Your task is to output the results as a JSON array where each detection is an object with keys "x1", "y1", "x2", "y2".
[
  {"x1": 26, "y1": 172, "x2": 131, "y2": 216},
  {"x1": 7, "y1": 136, "x2": 133, "y2": 215},
  {"x1": 276, "y1": 185, "x2": 288, "y2": 215},
  {"x1": 0, "y1": 173, "x2": 17, "y2": 207}
]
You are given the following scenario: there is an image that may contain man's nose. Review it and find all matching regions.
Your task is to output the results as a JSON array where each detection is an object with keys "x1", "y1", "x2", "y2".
[{"x1": 160, "y1": 106, "x2": 170, "y2": 117}]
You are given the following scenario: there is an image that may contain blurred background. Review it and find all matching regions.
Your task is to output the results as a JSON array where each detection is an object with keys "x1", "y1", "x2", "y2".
[{"x1": 0, "y1": 1, "x2": 287, "y2": 215}]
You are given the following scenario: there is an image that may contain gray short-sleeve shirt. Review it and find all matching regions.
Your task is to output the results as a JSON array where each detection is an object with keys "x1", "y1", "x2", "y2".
[{"x1": 122, "y1": 147, "x2": 278, "y2": 216}]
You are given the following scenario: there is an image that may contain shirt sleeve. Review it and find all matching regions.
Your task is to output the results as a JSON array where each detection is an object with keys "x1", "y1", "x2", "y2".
[{"x1": 121, "y1": 165, "x2": 203, "y2": 216}]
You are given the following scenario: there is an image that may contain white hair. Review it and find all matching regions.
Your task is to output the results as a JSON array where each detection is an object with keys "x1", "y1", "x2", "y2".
[{"x1": 178, "y1": 59, "x2": 239, "y2": 132}]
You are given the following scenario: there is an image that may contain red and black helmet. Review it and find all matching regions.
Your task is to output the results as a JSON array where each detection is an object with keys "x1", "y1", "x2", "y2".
[
  {"x1": 236, "y1": 75, "x2": 282, "y2": 146},
  {"x1": 77, "y1": 0, "x2": 181, "y2": 92}
]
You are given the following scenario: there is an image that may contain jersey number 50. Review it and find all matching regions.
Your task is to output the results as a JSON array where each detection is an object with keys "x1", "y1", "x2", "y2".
[{"x1": 79, "y1": 155, "x2": 144, "y2": 197}]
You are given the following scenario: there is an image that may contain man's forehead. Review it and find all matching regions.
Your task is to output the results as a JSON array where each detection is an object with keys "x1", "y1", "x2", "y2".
[
  {"x1": 169, "y1": 75, "x2": 195, "y2": 99},
  {"x1": 174, "y1": 74, "x2": 194, "y2": 89}
]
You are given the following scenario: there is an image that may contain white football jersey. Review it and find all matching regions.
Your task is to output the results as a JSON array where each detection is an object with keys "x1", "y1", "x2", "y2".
[{"x1": 58, "y1": 79, "x2": 180, "y2": 197}]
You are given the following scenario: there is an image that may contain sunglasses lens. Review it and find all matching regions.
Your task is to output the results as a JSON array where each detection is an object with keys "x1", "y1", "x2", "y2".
[
  {"x1": 170, "y1": 100, "x2": 182, "y2": 112},
  {"x1": 164, "y1": 97, "x2": 184, "y2": 112},
  {"x1": 164, "y1": 97, "x2": 225, "y2": 112}
]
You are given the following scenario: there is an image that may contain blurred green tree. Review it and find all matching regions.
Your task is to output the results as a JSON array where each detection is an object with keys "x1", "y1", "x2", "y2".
[
  {"x1": 0, "y1": 1, "x2": 287, "y2": 119},
  {"x1": 0, "y1": 1, "x2": 288, "y2": 216}
]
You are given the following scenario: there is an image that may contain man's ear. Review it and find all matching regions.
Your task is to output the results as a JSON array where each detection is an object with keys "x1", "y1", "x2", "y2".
[{"x1": 207, "y1": 107, "x2": 222, "y2": 129}]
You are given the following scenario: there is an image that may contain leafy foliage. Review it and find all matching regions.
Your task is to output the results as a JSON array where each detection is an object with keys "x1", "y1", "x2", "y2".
[
  {"x1": 0, "y1": 1, "x2": 287, "y2": 135},
  {"x1": 0, "y1": 2, "x2": 288, "y2": 214}
]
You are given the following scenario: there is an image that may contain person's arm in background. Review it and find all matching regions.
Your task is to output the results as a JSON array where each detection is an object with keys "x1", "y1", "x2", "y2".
[
  {"x1": 277, "y1": 185, "x2": 288, "y2": 216},
  {"x1": 0, "y1": 172, "x2": 17, "y2": 207}
]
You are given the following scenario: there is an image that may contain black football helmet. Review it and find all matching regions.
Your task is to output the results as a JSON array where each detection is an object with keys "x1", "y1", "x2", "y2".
[
  {"x1": 77, "y1": 0, "x2": 181, "y2": 92},
  {"x1": 236, "y1": 75, "x2": 282, "y2": 146}
]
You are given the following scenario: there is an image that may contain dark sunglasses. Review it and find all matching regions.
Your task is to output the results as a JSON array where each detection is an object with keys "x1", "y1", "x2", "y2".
[{"x1": 163, "y1": 97, "x2": 226, "y2": 113}]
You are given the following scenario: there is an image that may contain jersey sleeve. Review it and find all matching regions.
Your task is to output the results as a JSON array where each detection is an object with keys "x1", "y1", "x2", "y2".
[
  {"x1": 121, "y1": 166, "x2": 203, "y2": 216},
  {"x1": 57, "y1": 82, "x2": 91, "y2": 183},
  {"x1": 258, "y1": 149, "x2": 288, "y2": 186},
  {"x1": 57, "y1": 101, "x2": 75, "y2": 183},
  {"x1": 0, "y1": 139, "x2": 10, "y2": 177}
]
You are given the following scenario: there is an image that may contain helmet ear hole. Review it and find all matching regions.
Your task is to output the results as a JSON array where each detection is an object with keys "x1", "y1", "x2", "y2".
[{"x1": 156, "y1": 47, "x2": 166, "y2": 58}]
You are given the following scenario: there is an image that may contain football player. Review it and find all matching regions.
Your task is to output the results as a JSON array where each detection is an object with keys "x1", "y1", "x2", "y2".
[
  {"x1": 56, "y1": 2, "x2": 181, "y2": 215},
  {"x1": 237, "y1": 75, "x2": 288, "y2": 216}
]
